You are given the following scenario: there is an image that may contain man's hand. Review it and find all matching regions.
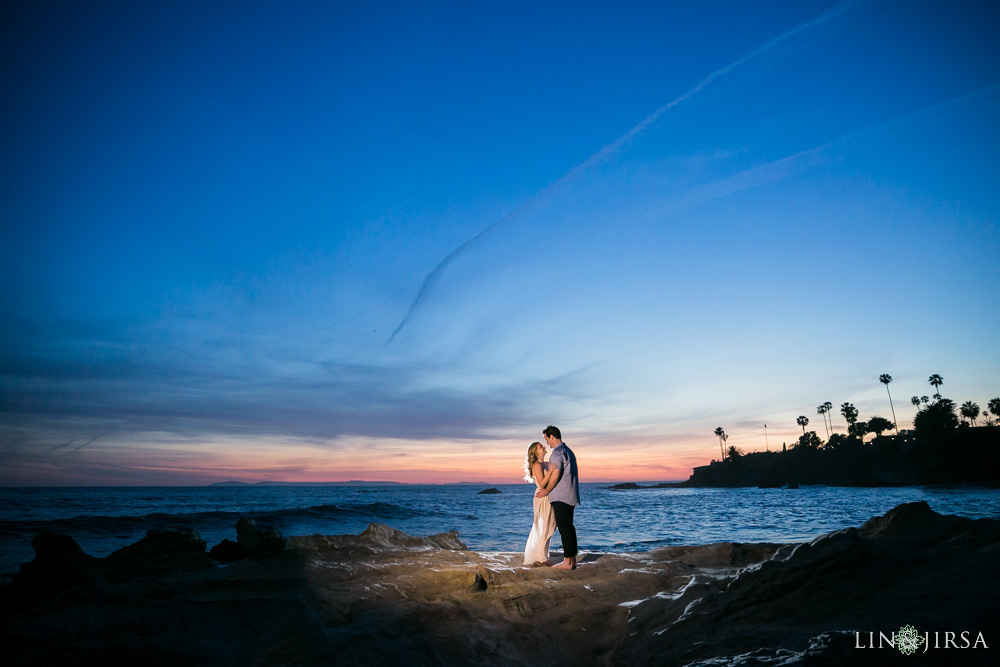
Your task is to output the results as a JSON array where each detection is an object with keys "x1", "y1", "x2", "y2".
[{"x1": 535, "y1": 488, "x2": 549, "y2": 498}]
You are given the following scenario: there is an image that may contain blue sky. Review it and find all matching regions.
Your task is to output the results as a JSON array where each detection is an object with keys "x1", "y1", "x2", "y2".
[{"x1": 1, "y1": 0, "x2": 998, "y2": 485}]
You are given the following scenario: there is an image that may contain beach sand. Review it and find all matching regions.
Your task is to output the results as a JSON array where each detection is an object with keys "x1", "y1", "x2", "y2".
[{"x1": 2, "y1": 502, "x2": 997, "y2": 665}]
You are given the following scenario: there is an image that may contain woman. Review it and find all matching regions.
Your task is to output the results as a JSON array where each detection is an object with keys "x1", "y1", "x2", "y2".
[{"x1": 523, "y1": 440, "x2": 558, "y2": 566}]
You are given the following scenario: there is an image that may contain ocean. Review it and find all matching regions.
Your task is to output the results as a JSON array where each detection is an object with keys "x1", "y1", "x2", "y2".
[{"x1": 2, "y1": 483, "x2": 999, "y2": 582}]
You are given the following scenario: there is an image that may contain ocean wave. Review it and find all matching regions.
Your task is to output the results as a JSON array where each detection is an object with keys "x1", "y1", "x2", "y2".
[{"x1": 0, "y1": 501, "x2": 443, "y2": 539}]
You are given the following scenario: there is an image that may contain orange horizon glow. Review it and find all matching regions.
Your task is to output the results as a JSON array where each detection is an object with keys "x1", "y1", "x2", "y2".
[
  {"x1": 0, "y1": 432, "x2": 714, "y2": 487},
  {"x1": 0, "y1": 419, "x2": 898, "y2": 487}
]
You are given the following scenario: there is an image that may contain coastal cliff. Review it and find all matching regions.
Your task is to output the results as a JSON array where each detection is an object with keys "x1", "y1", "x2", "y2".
[
  {"x1": 2, "y1": 503, "x2": 997, "y2": 665},
  {"x1": 686, "y1": 426, "x2": 1000, "y2": 488}
]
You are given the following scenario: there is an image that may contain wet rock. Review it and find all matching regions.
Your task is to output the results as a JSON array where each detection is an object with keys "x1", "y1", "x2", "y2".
[
  {"x1": 2, "y1": 505, "x2": 997, "y2": 666},
  {"x1": 291, "y1": 523, "x2": 468, "y2": 553},
  {"x1": 236, "y1": 517, "x2": 287, "y2": 557},
  {"x1": 106, "y1": 527, "x2": 215, "y2": 578},
  {"x1": 477, "y1": 487, "x2": 502, "y2": 494},
  {"x1": 108, "y1": 527, "x2": 207, "y2": 560},
  {"x1": 7, "y1": 531, "x2": 101, "y2": 599},
  {"x1": 858, "y1": 499, "x2": 950, "y2": 540},
  {"x1": 209, "y1": 538, "x2": 246, "y2": 562},
  {"x1": 614, "y1": 506, "x2": 1000, "y2": 666}
]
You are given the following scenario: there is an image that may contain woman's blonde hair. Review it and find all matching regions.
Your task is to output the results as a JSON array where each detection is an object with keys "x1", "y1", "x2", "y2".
[{"x1": 522, "y1": 441, "x2": 543, "y2": 483}]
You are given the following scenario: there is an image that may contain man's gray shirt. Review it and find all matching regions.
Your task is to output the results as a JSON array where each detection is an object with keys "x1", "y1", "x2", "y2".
[{"x1": 548, "y1": 443, "x2": 580, "y2": 506}]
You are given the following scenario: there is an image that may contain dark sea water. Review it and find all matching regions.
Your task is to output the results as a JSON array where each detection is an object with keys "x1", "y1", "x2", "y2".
[{"x1": 2, "y1": 483, "x2": 998, "y2": 582}]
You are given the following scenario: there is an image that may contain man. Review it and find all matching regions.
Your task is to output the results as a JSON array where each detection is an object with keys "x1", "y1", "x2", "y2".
[{"x1": 535, "y1": 425, "x2": 580, "y2": 570}]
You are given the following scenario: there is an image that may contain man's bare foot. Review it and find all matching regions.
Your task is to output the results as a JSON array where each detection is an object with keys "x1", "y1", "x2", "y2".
[{"x1": 552, "y1": 557, "x2": 577, "y2": 570}]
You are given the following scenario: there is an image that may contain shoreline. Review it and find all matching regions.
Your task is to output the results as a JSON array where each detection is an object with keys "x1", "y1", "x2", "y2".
[{"x1": 3, "y1": 502, "x2": 998, "y2": 665}]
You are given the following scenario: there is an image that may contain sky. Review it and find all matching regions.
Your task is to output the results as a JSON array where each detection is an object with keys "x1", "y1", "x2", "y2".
[{"x1": 1, "y1": 0, "x2": 998, "y2": 486}]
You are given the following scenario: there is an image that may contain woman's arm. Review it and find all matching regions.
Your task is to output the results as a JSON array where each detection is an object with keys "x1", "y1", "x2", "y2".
[
  {"x1": 536, "y1": 459, "x2": 562, "y2": 497},
  {"x1": 531, "y1": 462, "x2": 546, "y2": 486}
]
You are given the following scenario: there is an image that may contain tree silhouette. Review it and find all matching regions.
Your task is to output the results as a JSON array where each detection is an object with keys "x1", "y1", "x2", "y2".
[
  {"x1": 727, "y1": 444, "x2": 743, "y2": 459},
  {"x1": 796, "y1": 415, "x2": 809, "y2": 433},
  {"x1": 848, "y1": 420, "x2": 868, "y2": 441},
  {"x1": 816, "y1": 404, "x2": 830, "y2": 439},
  {"x1": 988, "y1": 398, "x2": 1000, "y2": 427},
  {"x1": 911, "y1": 396, "x2": 921, "y2": 409},
  {"x1": 928, "y1": 374, "x2": 944, "y2": 399},
  {"x1": 841, "y1": 402, "x2": 859, "y2": 427},
  {"x1": 714, "y1": 427, "x2": 726, "y2": 461},
  {"x1": 879, "y1": 374, "x2": 898, "y2": 435},
  {"x1": 867, "y1": 416, "x2": 893, "y2": 437},
  {"x1": 914, "y1": 398, "x2": 958, "y2": 434},
  {"x1": 823, "y1": 401, "x2": 833, "y2": 432},
  {"x1": 985, "y1": 398, "x2": 1000, "y2": 427},
  {"x1": 960, "y1": 401, "x2": 980, "y2": 426},
  {"x1": 795, "y1": 431, "x2": 822, "y2": 449}
]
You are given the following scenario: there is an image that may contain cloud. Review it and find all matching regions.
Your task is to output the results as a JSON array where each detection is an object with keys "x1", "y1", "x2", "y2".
[
  {"x1": 385, "y1": 0, "x2": 866, "y2": 344},
  {"x1": 640, "y1": 81, "x2": 1000, "y2": 221},
  {"x1": 0, "y1": 321, "x2": 599, "y2": 448}
]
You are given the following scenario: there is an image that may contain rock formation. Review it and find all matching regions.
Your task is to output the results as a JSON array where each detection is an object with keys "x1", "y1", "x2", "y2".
[{"x1": 1, "y1": 504, "x2": 997, "y2": 665}]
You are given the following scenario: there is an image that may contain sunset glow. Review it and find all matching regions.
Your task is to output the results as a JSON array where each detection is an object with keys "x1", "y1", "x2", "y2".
[{"x1": 2, "y1": 1, "x2": 997, "y2": 486}]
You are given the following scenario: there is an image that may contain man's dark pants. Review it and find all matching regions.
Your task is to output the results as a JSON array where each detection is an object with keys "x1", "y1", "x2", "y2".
[{"x1": 551, "y1": 501, "x2": 577, "y2": 558}]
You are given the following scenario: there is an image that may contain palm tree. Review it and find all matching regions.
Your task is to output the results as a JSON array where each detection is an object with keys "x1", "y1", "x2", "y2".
[
  {"x1": 911, "y1": 396, "x2": 921, "y2": 409},
  {"x1": 823, "y1": 401, "x2": 833, "y2": 432},
  {"x1": 816, "y1": 404, "x2": 830, "y2": 439},
  {"x1": 985, "y1": 398, "x2": 1000, "y2": 427},
  {"x1": 796, "y1": 415, "x2": 809, "y2": 433},
  {"x1": 879, "y1": 374, "x2": 898, "y2": 435},
  {"x1": 921, "y1": 396, "x2": 930, "y2": 406},
  {"x1": 960, "y1": 401, "x2": 980, "y2": 426},
  {"x1": 928, "y1": 374, "x2": 944, "y2": 399},
  {"x1": 714, "y1": 427, "x2": 726, "y2": 461},
  {"x1": 727, "y1": 444, "x2": 743, "y2": 459},
  {"x1": 841, "y1": 402, "x2": 859, "y2": 427}
]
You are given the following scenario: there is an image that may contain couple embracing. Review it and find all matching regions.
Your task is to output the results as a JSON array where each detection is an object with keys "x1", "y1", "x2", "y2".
[{"x1": 523, "y1": 425, "x2": 580, "y2": 570}]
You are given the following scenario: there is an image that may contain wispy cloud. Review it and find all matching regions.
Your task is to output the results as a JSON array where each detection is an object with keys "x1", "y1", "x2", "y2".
[
  {"x1": 0, "y1": 326, "x2": 595, "y2": 446},
  {"x1": 385, "y1": 0, "x2": 866, "y2": 344},
  {"x1": 645, "y1": 82, "x2": 1000, "y2": 219}
]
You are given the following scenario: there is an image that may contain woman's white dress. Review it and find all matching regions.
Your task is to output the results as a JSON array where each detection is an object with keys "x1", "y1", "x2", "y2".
[{"x1": 523, "y1": 463, "x2": 558, "y2": 565}]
